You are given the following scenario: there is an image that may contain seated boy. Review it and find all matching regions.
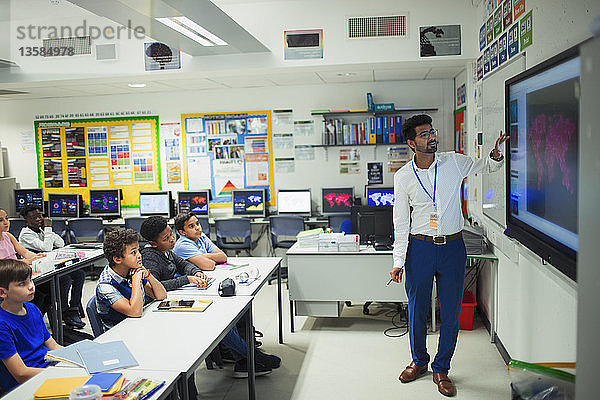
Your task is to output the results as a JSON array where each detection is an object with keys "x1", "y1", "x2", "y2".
[
  {"x1": 139, "y1": 216, "x2": 280, "y2": 378},
  {"x1": 19, "y1": 205, "x2": 86, "y2": 329},
  {"x1": 96, "y1": 229, "x2": 166, "y2": 332},
  {"x1": 0, "y1": 259, "x2": 62, "y2": 393},
  {"x1": 172, "y1": 212, "x2": 227, "y2": 271}
]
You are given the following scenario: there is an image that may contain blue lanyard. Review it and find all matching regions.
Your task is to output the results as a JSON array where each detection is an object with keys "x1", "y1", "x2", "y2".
[{"x1": 412, "y1": 160, "x2": 437, "y2": 206}]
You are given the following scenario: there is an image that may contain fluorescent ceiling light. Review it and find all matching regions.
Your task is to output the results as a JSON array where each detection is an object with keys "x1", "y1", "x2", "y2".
[
  {"x1": 156, "y1": 17, "x2": 227, "y2": 47},
  {"x1": 172, "y1": 16, "x2": 228, "y2": 46},
  {"x1": 128, "y1": 83, "x2": 146, "y2": 88}
]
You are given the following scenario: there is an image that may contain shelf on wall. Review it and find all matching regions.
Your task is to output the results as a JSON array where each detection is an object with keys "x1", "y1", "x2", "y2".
[
  {"x1": 311, "y1": 108, "x2": 439, "y2": 117},
  {"x1": 312, "y1": 143, "x2": 407, "y2": 148}
]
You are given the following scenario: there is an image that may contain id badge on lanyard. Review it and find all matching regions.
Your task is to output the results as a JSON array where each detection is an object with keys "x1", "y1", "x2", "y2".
[
  {"x1": 412, "y1": 161, "x2": 439, "y2": 229},
  {"x1": 429, "y1": 213, "x2": 439, "y2": 229}
]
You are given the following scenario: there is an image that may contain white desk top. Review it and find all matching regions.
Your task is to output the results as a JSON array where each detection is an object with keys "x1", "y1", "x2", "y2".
[
  {"x1": 171, "y1": 257, "x2": 281, "y2": 297},
  {"x1": 31, "y1": 248, "x2": 104, "y2": 282},
  {"x1": 1, "y1": 366, "x2": 179, "y2": 400},
  {"x1": 94, "y1": 296, "x2": 253, "y2": 375}
]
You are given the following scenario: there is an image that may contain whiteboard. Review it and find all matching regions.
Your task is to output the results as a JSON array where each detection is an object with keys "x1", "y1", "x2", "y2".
[{"x1": 481, "y1": 54, "x2": 525, "y2": 226}]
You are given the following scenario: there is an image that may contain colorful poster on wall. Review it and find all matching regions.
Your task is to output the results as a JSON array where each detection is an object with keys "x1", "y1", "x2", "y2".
[
  {"x1": 490, "y1": 41, "x2": 499, "y2": 70},
  {"x1": 166, "y1": 161, "x2": 182, "y2": 184},
  {"x1": 247, "y1": 116, "x2": 268, "y2": 135},
  {"x1": 109, "y1": 125, "x2": 129, "y2": 139},
  {"x1": 339, "y1": 162, "x2": 360, "y2": 175},
  {"x1": 274, "y1": 157, "x2": 295, "y2": 174},
  {"x1": 508, "y1": 23, "x2": 519, "y2": 57},
  {"x1": 41, "y1": 128, "x2": 62, "y2": 157},
  {"x1": 367, "y1": 162, "x2": 383, "y2": 185},
  {"x1": 484, "y1": 47, "x2": 491, "y2": 74},
  {"x1": 187, "y1": 157, "x2": 212, "y2": 190},
  {"x1": 339, "y1": 148, "x2": 360, "y2": 161},
  {"x1": 86, "y1": 126, "x2": 108, "y2": 157},
  {"x1": 213, "y1": 159, "x2": 244, "y2": 195},
  {"x1": 245, "y1": 136, "x2": 268, "y2": 154},
  {"x1": 164, "y1": 138, "x2": 180, "y2": 160},
  {"x1": 503, "y1": 0, "x2": 513, "y2": 29},
  {"x1": 294, "y1": 145, "x2": 315, "y2": 161},
  {"x1": 477, "y1": 56, "x2": 484, "y2": 81},
  {"x1": 132, "y1": 151, "x2": 155, "y2": 183},
  {"x1": 43, "y1": 159, "x2": 63, "y2": 187},
  {"x1": 486, "y1": 16, "x2": 494, "y2": 45},
  {"x1": 246, "y1": 154, "x2": 269, "y2": 187},
  {"x1": 519, "y1": 10, "x2": 533, "y2": 50},
  {"x1": 513, "y1": 0, "x2": 525, "y2": 19},
  {"x1": 499, "y1": 32, "x2": 508, "y2": 65},
  {"x1": 89, "y1": 159, "x2": 110, "y2": 188},
  {"x1": 419, "y1": 25, "x2": 461, "y2": 57},
  {"x1": 479, "y1": 24, "x2": 487, "y2": 51},
  {"x1": 67, "y1": 158, "x2": 87, "y2": 187},
  {"x1": 494, "y1": 8, "x2": 503, "y2": 37},
  {"x1": 65, "y1": 127, "x2": 86, "y2": 157},
  {"x1": 293, "y1": 120, "x2": 314, "y2": 137},
  {"x1": 110, "y1": 139, "x2": 131, "y2": 171}
]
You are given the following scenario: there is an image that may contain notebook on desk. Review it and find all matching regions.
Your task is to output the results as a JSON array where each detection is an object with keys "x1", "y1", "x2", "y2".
[
  {"x1": 153, "y1": 299, "x2": 213, "y2": 312},
  {"x1": 77, "y1": 340, "x2": 138, "y2": 374}
]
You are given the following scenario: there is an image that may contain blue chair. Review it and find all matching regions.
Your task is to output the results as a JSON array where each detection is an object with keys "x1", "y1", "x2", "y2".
[
  {"x1": 197, "y1": 216, "x2": 210, "y2": 236},
  {"x1": 51, "y1": 219, "x2": 69, "y2": 244},
  {"x1": 340, "y1": 219, "x2": 352, "y2": 234},
  {"x1": 68, "y1": 218, "x2": 104, "y2": 243},
  {"x1": 328, "y1": 214, "x2": 351, "y2": 233},
  {"x1": 8, "y1": 218, "x2": 27, "y2": 239},
  {"x1": 215, "y1": 218, "x2": 252, "y2": 256},
  {"x1": 268, "y1": 216, "x2": 305, "y2": 283},
  {"x1": 85, "y1": 297, "x2": 104, "y2": 338}
]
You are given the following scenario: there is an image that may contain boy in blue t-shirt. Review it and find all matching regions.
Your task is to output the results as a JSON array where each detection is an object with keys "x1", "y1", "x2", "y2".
[
  {"x1": 96, "y1": 229, "x2": 167, "y2": 332},
  {"x1": 172, "y1": 212, "x2": 228, "y2": 271},
  {"x1": 0, "y1": 259, "x2": 62, "y2": 393}
]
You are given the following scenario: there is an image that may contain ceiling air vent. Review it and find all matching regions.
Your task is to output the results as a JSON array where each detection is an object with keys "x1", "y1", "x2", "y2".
[
  {"x1": 96, "y1": 44, "x2": 117, "y2": 61},
  {"x1": 348, "y1": 15, "x2": 407, "y2": 38},
  {"x1": 42, "y1": 36, "x2": 91, "y2": 57}
]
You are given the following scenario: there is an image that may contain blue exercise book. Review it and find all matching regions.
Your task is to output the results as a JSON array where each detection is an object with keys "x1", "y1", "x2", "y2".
[
  {"x1": 45, "y1": 339, "x2": 99, "y2": 366},
  {"x1": 180, "y1": 277, "x2": 215, "y2": 290},
  {"x1": 77, "y1": 340, "x2": 138, "y2": 374},
  {"x1": 85, "y1": 372, "x2": 123, "y2": 391}
]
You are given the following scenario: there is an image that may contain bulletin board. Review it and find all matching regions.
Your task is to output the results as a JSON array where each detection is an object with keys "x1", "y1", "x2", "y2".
[
  {"x1": 34, "y1": 116, "x2": 161, "y2": 207},
  {"x1": 180, "y1": 111, "x2": 275, "y2": 207}
]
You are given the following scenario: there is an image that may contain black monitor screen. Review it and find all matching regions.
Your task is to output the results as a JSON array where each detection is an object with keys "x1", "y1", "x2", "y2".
[
  {"x1": 366, "y1": 187, "x2": 395, "y2": 207},
  {"x1": 139, "y1": 191, "x2": 171, "y2": 217},
  {"x1": 321, "y1": 187, "x2": 354, "y2": 215},
  {"x1": 350, "y1": 206, "x2": 393, "y2": 245},
  {"x1": 15, "y1": 189, "x2": 44, "y2": 214},
  {"x1": 48, "y1": 193, "x2": 79, "y2": 218},
  {"x1": 505, "y1": 45, "x2": 580, "y2": 280},
  {"x1": 89, "y1": 189, "x2": 121, "y2": 217},
  {"x1": 232, "y1": 189, "x2": 266, "y2": 217},
  {"x1": 178, "y1": 191, "x2": 209, "y2": 215}
]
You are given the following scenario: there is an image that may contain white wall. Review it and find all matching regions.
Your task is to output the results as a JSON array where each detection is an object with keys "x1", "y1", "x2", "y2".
[
  {"x1": 0, "y1": 78, "x2": 454, "y2": 209},
  {"x1": 465, "y1": 0, "x2": 600, "y2": 363}
]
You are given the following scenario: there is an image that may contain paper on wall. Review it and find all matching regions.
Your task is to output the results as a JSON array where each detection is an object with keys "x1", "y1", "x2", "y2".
[
  {"x1": 213, "y1": 159, "x2": 244, "y2": 196},
  {"x1": 187, "y1": 157, "x2": 212, "y2": 190},
  {"x1": 245, "y1": 154, "x2": 269, "y2": 187}
]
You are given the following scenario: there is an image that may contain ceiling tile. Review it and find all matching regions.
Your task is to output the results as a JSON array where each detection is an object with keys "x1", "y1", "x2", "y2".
[
  {"x1": 315, "y1": 70, "x2": 373, "y2": 84},
  {"x1": 374, "y1": 68, "x2": 429, "y2": 81},
  {"x1": 267, "y1": 72, "x2": 324, "y2": 86},
  {"x1": 207, "y1": 75, "x2": 276, "y2": 88},
  {"x1": 154, "y1": 79, "x2": 226, "y2": 90}
]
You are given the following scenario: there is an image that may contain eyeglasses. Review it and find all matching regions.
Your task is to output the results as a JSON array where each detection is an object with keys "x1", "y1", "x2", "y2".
[{"x1": 416, "y1": 128, "x2": 438, "y2": 139}]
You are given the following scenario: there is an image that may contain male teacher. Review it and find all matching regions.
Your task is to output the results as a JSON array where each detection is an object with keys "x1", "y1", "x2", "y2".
[{"x1": 389, "y1": 114, "x2": 508, "y2": 397}]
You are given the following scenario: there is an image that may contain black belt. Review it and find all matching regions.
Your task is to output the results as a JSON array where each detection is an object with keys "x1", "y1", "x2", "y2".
[{"x1": 410, "y1": 232, "x2": 462, "y2": 245}]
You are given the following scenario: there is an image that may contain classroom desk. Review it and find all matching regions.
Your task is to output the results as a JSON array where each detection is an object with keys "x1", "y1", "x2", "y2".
[
  {"x1": 171, "y1": 257, "x2": 285, "y2": 344},
  {"x1": 1, "y1": 366, "x2": 179, "y2": 400},
  {"x1": 287, "y1": 243, "x2": 499, "y2": 341},
  {"x1": 95, "y1": 296, "x2": 257, "y2": 400},
  {"x1": 32, "y1": 248, "x2": 104, "y2": 345}
]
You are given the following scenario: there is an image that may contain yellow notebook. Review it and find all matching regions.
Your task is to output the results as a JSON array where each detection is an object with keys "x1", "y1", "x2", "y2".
[
  {"x1": 105, "y1": 375, "x2": 125, "y2": 395},
  {"x1": 33, "y1": 376, "x2": 90, "y2": 399}
]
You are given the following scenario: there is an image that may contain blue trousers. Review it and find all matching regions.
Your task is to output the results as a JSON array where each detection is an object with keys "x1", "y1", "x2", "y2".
[
  {"x1": 405, "y1": 236, "x2": 466, "y2": 374},
  {"x1": 222, "y1": 325, "x2": 248, "y2": 361}
]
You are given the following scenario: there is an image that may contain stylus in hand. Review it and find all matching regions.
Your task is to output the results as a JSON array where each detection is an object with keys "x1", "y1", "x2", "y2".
[{"x1": 386, "y1": 278, "x2": 394, "y2": 286}]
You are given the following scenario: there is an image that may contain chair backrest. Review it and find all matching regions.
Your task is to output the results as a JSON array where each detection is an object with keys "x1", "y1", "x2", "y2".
[
  {"x1": 340, "y1": 219, "x2": 352, "y2": 234},
  {"x1": 328, "y1": 213, "x2": 352, "y2": 233},
  {"x1": 51, "y1": 219, "x2": 69, "y2": 244},
  {"x1": 85, "y1": 297, "x2": 105, "y2": 338},
  {"x1": 197, "y1": 216, "x2": 210, "y2": 236},
  {"x1": 269, "y1": 216, "x2": 305, "y2": 247},
  {"x1": 8, "y1": 218, "x2": 27, "y2": 239},
  {"x1": 214, "y1": 218, "x2": 251, "y2": 248},
  {"x1": 68, "y1": 218, "x2": 105, "y2": 243}
]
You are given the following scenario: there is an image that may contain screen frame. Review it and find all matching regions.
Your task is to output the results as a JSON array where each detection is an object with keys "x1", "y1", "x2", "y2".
[
  {"x1": 365, "y1": 186, "x2": 395, "y2": 207},
  {"x1": 177, "y1": 190, "x2": 210, "y2": 215},
  {"x1": 47, "y1": 193, "x2": 80, "y2": 218},
  {"x1": 14, "y1": 188, "x2": 45, "y2": 215},
  {"x1": 504, "y1": 44, "x2": 579, "y2": 281},
  {"x1": 139, "y1": 191, "x2": 172, "y2": 217},
  {"x1": 231, "y1": 188, "x2": 267, "y2": 218},
  {"x1": 276, "y1": 189, "x2": 312, "y2": 217},
  {"x1": 88, "y1": 189, "x2": 121, "y2": 218},
  {"x1": 321, "y1": 187, "x2": 354, "y2": 216}
]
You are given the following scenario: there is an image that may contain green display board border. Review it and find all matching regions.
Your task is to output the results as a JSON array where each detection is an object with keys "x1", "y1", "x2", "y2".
[{"x1": 34, "y1": 115, "x2": 161, "y2": 208}]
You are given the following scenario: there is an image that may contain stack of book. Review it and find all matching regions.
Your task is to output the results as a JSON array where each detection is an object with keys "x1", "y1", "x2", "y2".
[
  {"x1": 296, "y1": 228, "x2": 323, "y2": 248},
  {"x1": 45, "y1": 339, "x2": 138, "y2": 373},
  {"x1": 322, "y1": 116, "x2": 405, "y2": 145}
]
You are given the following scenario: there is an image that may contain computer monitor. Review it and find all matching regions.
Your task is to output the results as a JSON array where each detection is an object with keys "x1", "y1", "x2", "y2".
[
  {"x1": 321, "y1": 187, "x2": 354, "y2": 215},
  {"x1": 277, "y1": 189, "x2": 312, "y2": 216},
  {"x1": 365, "y1": 186, "x2": 395, "y2": 207},
  {"x1": 139, "y1": 191, "x2": 172, "y2": 217},
  {"x1": 350, "y1": 205, "x2": 393, "y2": 246},
  {"x1": 89, "y1": 189, "x2": 121, "y2": 218},
  {"x1": 232, "y1": 189, "x2": 267, "y2": 218},
  {"x1": 48, "y1": 193, "x2": 80, "y2": 218},
  {"x1": 177, "y1": 190, "x2": 209, "y2": 215},
  {"x1": 14, "y1": 188, "x2": 44, "y2": 215}
]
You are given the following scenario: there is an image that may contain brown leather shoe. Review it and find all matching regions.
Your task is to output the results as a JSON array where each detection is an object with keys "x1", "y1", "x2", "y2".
[
  {"x1": 433, "y1": 373, "x2": 456, "y2": 397},
  {"x1": 398, "y1": 361, "x2": 428, "y2": 383}
]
